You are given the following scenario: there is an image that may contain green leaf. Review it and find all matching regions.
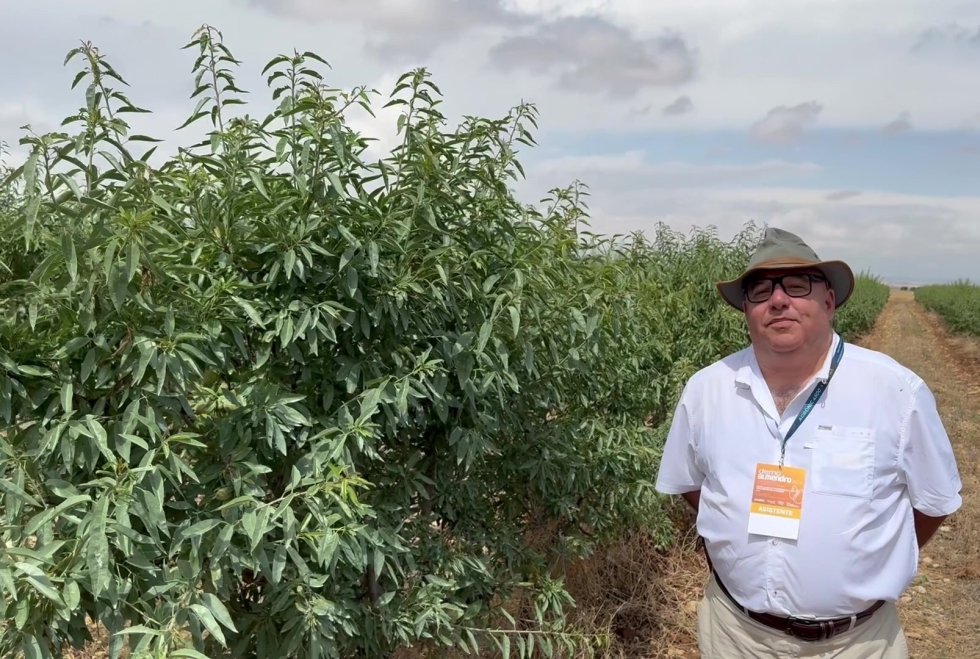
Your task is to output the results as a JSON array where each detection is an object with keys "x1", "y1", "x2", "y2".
[
  {"x1": 24, "y1": 494, "x2": 90, "y2": 535},
  {"x1": 177, "y1": 519, "x2": 222, "y2": 543},
  {"x1": 87, "y1": 494, "x2": 111, "y2": 598},
  {"x1": 16, "y1": 364, "x2": 52, "y2": 378},
  {"x1": 272, "y1": 544, "x2": 287, "y2": 583},
  {"x1": 477, "y1": 320, "x2": 492, "y2": 353},
  {"x1": 21, "y1": 636, "x2": 41, "y2": 659},
  {"x1": 345, "y1": 267, "x2": 358, "y2": 298},
  {"x1": 64, "y1": 579, "x2": 80, "y2": 610},
  {"x1": 79, "y1": 348, "x2": 98, "y2": 384},
  {"x1": 0, "y1": 568, "x2": 17, "y2": 601},
  {"x1": 248, "y1": 169, "x2": 270, "y2": 201},
  {"x1": 108, "y1": 262, "x2": 128, "y2": 311},
  {"x1": 13, "y1": 563, "x2": 64, "y2": 605},
  {"x1": 327, "y1": 171, "x2": 345, "y2": 198},
  {"x1": 200, "y1": 592, "x2": 238, "y2": 632},
  {"x1": 126, "y1": 240, "x2": 140, "y2": 282},
  {"x1": 234, "y1": 297, "x2": 265, "y2": 327},
  {"x1": 509, "y1": 306, "x2": 520, "y2": 337},
  {"x1": 0, "y1": 478, "x2": 41, "y2": 508},
  {"x1": 189, "y1": 603, "x2": 227, "y2": 646},
  {"x1": 171, "y1": 650, "x2": 211, "y2": 659},
  {"x1": 113, "y1": 625, "x2": 164, "y2": 638},
  {"x1": 211, "y1": 523, "x2": 235, "y2": 561},
  {"x1": 86, "y1": 416, "x2": 113, "y2": 461},
  {"x1": 61, "y1": 381, "x2": 73, "y2": 416}
]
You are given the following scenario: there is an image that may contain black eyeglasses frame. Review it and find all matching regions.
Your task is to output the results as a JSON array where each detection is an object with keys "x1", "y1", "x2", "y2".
[{"x1": 742, "y1": 272, "x2": 829, "y2": 304}]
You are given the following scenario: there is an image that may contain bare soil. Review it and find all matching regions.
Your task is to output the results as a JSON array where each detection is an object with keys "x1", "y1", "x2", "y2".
[{"x1": 858, "y1": 290, "x2": 980, "y2": 657}]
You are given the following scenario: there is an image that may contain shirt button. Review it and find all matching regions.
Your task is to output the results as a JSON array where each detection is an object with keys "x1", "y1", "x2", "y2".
[{"x1": 771, "y1": 539, "x2": 778, "y2": 546}]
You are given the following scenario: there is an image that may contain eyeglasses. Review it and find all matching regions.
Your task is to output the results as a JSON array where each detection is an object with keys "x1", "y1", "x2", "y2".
[{"x1": 743, "y1": 273, "x2": 828, "y2": 303}]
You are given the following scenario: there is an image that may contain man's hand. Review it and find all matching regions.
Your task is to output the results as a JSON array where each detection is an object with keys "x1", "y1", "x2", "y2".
[
  {"x1": 681, "y1": 490, "x2": 700, "y2": 514},
  {"x1": 913, "y1": 509, "x2": 947, "y2": 549}
]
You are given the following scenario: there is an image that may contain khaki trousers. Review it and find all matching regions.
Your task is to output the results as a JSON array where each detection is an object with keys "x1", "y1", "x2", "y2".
[{"x1": 697, "y1": 573, "x2": 909, "y2": 658}]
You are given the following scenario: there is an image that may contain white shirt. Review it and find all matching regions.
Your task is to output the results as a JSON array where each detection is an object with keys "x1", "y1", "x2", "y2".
[{"x1": 655, "y1": 332, "x2": 962, "y2": 618}]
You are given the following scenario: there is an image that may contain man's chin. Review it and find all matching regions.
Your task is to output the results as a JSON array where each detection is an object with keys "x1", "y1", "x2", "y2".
[{"x1": 762, "y1": 330, "x2": 805, "y2": 351}]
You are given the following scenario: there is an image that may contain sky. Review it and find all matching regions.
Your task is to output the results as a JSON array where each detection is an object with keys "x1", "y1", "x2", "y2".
[{"x1": 3, "y1": 0, "x2": 980, "y2": 284}]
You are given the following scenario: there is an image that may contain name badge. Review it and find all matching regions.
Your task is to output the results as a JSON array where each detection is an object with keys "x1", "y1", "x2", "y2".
[{"x1": 747, "y1": 463, "x2": 806, "y2": 540}]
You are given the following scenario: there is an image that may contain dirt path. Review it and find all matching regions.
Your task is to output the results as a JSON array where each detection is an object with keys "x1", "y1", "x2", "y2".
[{"x1": 858, "y1": 289, "x2": 980, "y2": 657}]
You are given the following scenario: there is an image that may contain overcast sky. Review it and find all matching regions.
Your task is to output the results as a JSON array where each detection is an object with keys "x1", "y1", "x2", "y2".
[{"x1": 3, "y1": 0, "x2": 980, "y2": 284}]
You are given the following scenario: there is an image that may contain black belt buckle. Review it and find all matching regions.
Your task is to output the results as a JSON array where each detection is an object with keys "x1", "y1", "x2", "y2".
[{"x1": 785, "y1": 615, "x2": 854, "y2": 641}]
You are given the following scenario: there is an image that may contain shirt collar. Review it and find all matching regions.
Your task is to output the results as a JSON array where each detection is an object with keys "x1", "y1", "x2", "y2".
[{"x1": 735, "y1": 332, "x2": 841, "y2": 393}]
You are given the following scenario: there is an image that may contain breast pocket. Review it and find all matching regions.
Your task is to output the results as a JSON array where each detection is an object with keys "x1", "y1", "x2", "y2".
[{"x1": 805, "y1": 426, "x2": 876, "y2": 499}]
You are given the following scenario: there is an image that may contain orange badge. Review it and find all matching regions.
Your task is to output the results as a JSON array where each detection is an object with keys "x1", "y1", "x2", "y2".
[{"x1": 747, "y1": 464, "x2": 807, "y2": 539}]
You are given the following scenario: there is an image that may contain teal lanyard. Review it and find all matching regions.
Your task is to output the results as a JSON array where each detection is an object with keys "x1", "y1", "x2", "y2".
[{"x1": 778, "y1": 336, "x2": 845, "y2": 468}]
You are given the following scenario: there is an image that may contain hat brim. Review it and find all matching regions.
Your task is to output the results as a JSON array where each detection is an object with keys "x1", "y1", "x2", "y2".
[{"x1": 716, "y1": 258, "x2": 855, "y2": 311}]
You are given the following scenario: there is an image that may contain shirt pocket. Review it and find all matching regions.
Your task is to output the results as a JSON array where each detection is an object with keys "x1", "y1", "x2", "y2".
[{"x1": 805, "y1": 426, "x2": 876, "y2": 499}]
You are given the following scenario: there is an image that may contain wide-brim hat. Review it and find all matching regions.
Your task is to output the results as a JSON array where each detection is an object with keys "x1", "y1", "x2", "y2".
[{"x1": 716, "y1": 227, "x2": 855, "y2": 310}]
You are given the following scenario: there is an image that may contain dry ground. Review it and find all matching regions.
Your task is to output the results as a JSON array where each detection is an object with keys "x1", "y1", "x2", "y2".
[
  {"x1": 58, "y1": 289, "x2": 980, "y2": 658},
  {"x1": 858, "y1": 289, "x2": 980, "y2": 657}
]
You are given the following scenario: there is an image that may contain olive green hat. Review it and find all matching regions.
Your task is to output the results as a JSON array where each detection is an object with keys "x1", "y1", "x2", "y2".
[{"x1": 716, "y1": 227, "x2": 855, "y2": 310}]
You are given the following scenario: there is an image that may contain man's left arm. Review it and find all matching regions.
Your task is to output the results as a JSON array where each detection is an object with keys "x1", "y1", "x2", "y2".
[
  {"x1": 898, "y1": 380, "x2": 962, "y2": 550},
  {"x1": 912, "y1": 509, "x2": 946, "y2": 549}
]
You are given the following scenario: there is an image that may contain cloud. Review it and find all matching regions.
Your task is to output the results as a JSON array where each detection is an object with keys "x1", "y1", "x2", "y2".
[
  {"x1": 534, "y1": 184, "x2": 980, "y2": 284},
  {"x1": 749, "y1": 102, "x2": 823, "y2": 145},
  {"x1": 824, "y1": 190, "x2": 862, "y2": 201},
  {"x1": 0, "y1": 102, "x2": 63, "y2": 165},
  {"x1": 245, "y1": 0, "x2": 529, "y2": 60},
  {"x1": 913, "y1": 23, "x2": 980, "y2": 51},
  {"x1": 880, "y1": 111, "x2": 912, "y2": 136},
  {"x1": 487, "y1": 16, "x2": 697, "y2": 98},
  {"x1": 344, "y1": 73, "x2": 406, "y2": 161},
  {"x1": 663, "y1": 96, "x2": 693, "y2": 116},
  {"x1": 527, "y1": 151, "x2": 820, "y2": 190}
]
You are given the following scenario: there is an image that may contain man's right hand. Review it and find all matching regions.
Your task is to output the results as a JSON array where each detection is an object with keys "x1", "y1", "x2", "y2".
[{"x1": 682, "y1": 490, "x2": 701, "y2": 513}]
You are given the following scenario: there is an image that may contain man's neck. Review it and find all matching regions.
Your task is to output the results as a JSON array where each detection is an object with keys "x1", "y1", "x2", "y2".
[{"x1": 756, "y1": 332, "x2": 834, "y2": 415}]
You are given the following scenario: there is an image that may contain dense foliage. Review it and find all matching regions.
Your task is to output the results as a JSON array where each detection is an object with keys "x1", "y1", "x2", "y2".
[
  {"x1": 834, "y1": 273, "x2": 890, "y2": 340},
  {"x1": 914, "y1": 280, "x2": 980, "y2": 335},
  {"x1": 0, "y1": 27, "x2": 889, "y2": 659}
]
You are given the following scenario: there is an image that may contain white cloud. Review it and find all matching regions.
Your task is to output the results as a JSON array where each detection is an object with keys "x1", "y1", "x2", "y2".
[
  {"x1": 824, "y1": 190, "x2": 862, "y2": 201},
  {"x1": 880, "y1": 111, "x2": 912, "y2": 136},
  {"x1": 488, "y1": 17, "x2": 697, "y2": 98},
  {"x1": 749, "y1": 102, "x2": 823, "y2": 145},
  {"x1": 663, "y1": 96, "x2": 694, "y2": 115},
  {"x1": 528, "y1": 151, "x2": 820, "y2": 188},
  {"x1": 5, "y1": 0, "x2": 980, "y2": 283},
  {"x1": 344, "y1": 74, "x2": 407, "y2": 162},
  {"x1": 913, "y1": 22, "x2": 980, "y2": 51},
  {"x1": 534, "y1": 182, "x2": 980, "y2": 283},
  {"x1": 245, "y1": 0, "x2": 530, "y2": 60}
]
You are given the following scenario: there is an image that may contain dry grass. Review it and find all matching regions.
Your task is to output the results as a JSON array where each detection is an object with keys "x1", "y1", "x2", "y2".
[
  {"x1": 558, "y1": 522, "x2": 705, "y2": 658},
  {"x1": 62, "y1": 624, "x2": 112, "y2": 659},
  {"x1": 392, "y1": 507, "x2": 707, "y2": 659}
]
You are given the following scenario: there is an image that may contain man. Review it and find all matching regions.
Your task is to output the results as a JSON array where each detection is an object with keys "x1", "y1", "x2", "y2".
[{"x1": 655, "y1": 227, "x2": 962, "y2": 657}]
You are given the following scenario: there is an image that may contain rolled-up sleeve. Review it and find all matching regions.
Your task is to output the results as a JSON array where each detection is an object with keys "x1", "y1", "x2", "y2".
[
  {"x1": 655, "y1": 384, "x2": 704, "y2": 495},
  {"x1": 898, "y1": 380, "x2": 962, "y2": 517}
]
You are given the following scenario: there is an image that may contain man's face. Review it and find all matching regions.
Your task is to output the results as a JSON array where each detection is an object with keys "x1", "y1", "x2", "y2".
[{"x1": 741, "y1": 268, "x2": 836, "y2": 354}]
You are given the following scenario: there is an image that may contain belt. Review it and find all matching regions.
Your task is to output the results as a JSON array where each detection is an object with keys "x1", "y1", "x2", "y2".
[
  {"x1": 700, "y1": 541, "x2": 885, "y2": 642},
  {"x1": 710, "y1": 569, "x2": 885, "y2": 642}
]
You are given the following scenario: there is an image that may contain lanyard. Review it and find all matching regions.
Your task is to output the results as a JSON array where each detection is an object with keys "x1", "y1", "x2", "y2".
[{"x1": 778, "y1": 335, "x2": 844, "y2": 468}]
